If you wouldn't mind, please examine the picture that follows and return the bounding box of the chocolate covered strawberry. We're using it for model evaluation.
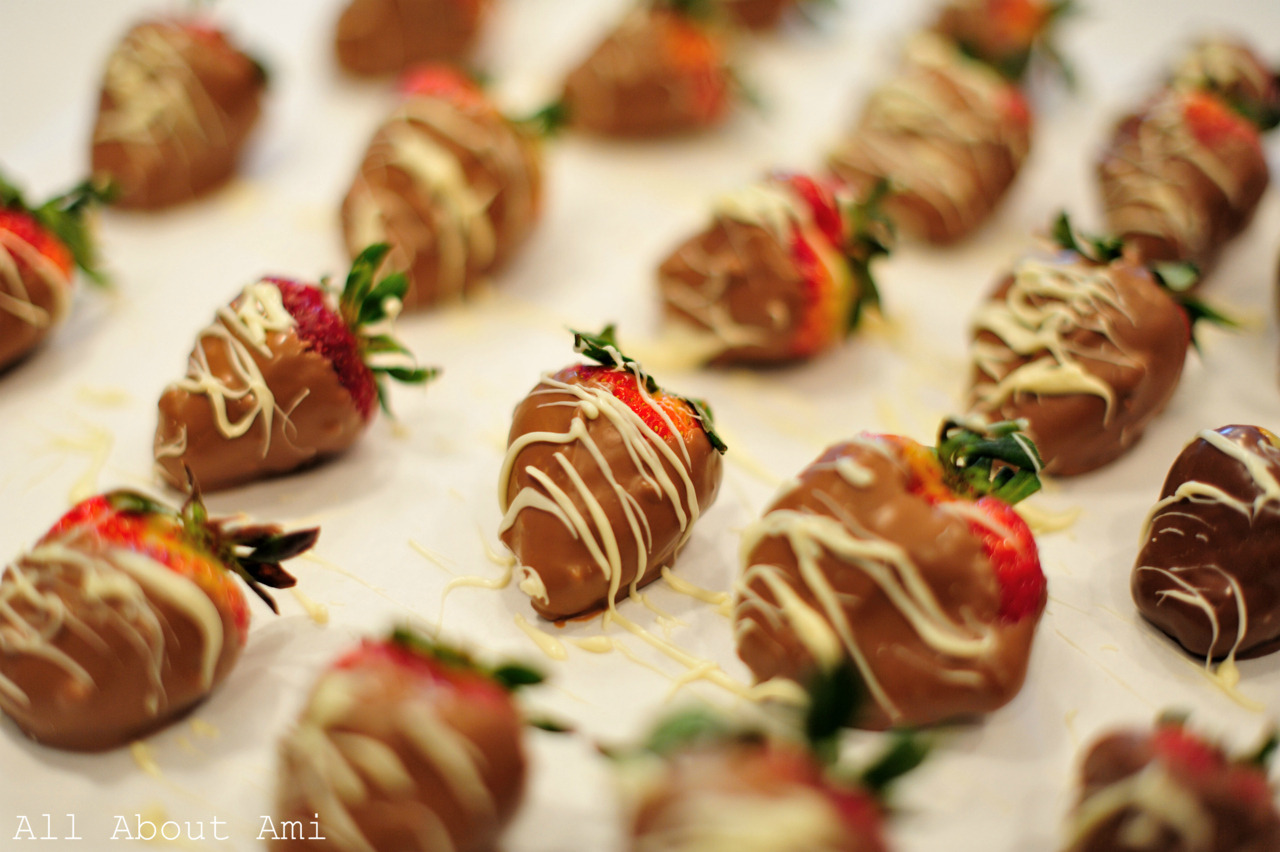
[499,327,725,620]
[827,33,1034,245]
[658,172,892,365]
[155,243,437,492]
[1098,86,1269,277]
[966,215,1204,476]
[90,15,266,209]
[931,0,1073,82]
[719,0,805,31]
[561,0,734,137]
[341,64,545,311]
[334,0,492,76]
[734,418,1046,729]
[1169,36,1280,133]
[619,700,926,852]
[274,627,541,852]
[0,174,109,372]
[0,486,316,751]
[1062,715,1280,852]
[1133,425,1280,664]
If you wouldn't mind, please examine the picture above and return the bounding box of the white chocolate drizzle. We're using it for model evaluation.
[1065,762,1212,851]
[0,528,226,716]
[733,438,998,723]
[277,666,497,852]
[971,256,1137,414]
[498,372,706,613]
[0,229,72,330]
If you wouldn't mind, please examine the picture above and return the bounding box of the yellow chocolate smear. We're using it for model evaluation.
[290,587,330,625]
[131,742,163,778]
[514,613,568,661]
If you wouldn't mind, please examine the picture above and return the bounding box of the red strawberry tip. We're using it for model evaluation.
[935,417,1043,504]
[0,171,113,285]
[571,325,727,453]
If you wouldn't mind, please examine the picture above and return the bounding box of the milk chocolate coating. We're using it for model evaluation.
[660,216,809,364]
[154,293,365,492]
[1097,88,1269,276]
[341,96,543,310]
[0,248,70,372]
[0,531,241,751]
[722,0,800,30]
[561,9,730,137]
[967,251,1190,477]
[335,0,489,76]
[90,19,265,210]
[627,740,886,852]
[828,36,1030,245]
[275,658,525,852]
[1133,425,1280,660]
[500,371,723,621]
[735,440,1043,730]
[1062,726,1280,852]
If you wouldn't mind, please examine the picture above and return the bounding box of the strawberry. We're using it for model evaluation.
[931,0,1074,83]
[499,326,725,620]
[0,174,110,372]
[1098,86,1269,276]
[0,486,316,751]
[341,64,546,310]
[1133,424,1280,664]
[560,0,734,137]
[154,243,438,492]
[720,0,805,31]
[620,705,926,852]
[335,0,492,77]
[827,34,1034,245]
[659,172,891,364]
[90,16,266,209]
[274,627,540,852]
[967,213,1213,476]
[1064,716,1280,852]
[735,418,1046,729]
[1169,36,1280,132]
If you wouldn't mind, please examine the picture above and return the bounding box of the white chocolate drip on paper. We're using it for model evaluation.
[971,256,1136,414]
[0,528,226,716]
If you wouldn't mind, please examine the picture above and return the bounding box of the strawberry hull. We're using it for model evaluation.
[154,281,366,492]
[274,639,527,852]
[734,436,1044,729]
[90,19,264,209]
[335,0,491,76]
[499,366,723,621]
[0,523,244,751]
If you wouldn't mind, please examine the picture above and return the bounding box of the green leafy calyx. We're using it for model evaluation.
[935,417,1043,504]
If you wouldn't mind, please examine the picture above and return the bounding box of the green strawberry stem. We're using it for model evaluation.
[856,729,931,798]
[935,417,1043,504]
[839,179,895,331]
[388,625,546,692]
[804,659,862,765]
[1050,212,1235,345]
[0,172,114,285]
[515,99,570,138]
[340,243,441,415]
[572,325,728,454]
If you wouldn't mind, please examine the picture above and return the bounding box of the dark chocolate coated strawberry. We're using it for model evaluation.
[734,418,1046,729]
[0,486,315,751]
[275,627,540,852]
[1062,715,1280,852]
[499,327,725,620]
[155,244,437,492]
[1133,425,1280,663]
